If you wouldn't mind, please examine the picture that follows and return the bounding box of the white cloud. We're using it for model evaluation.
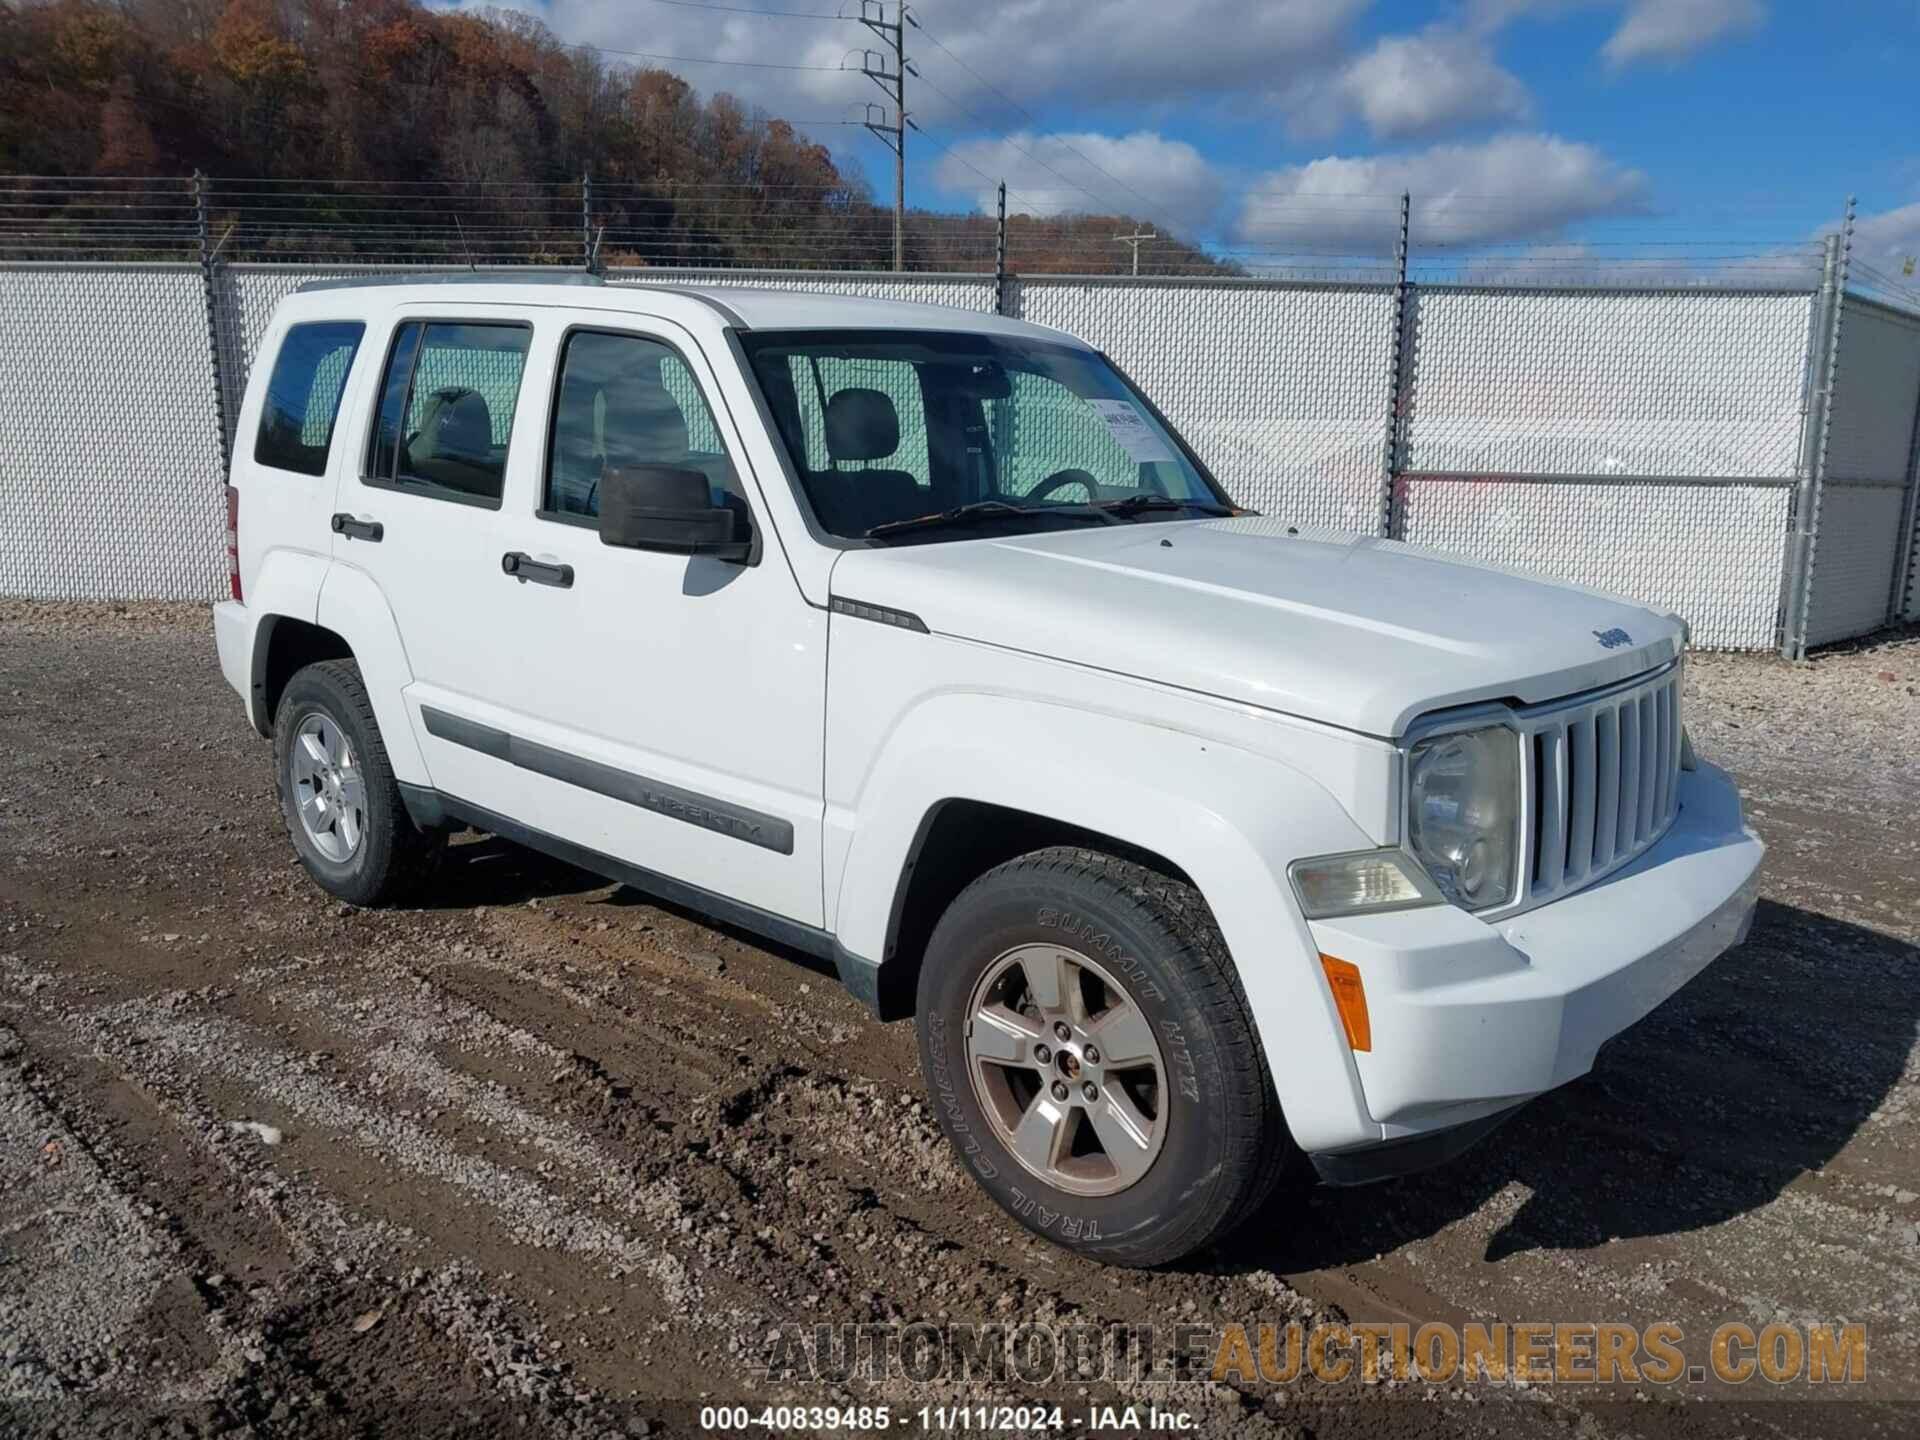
[1234,133,1648,252]
[1849,201,1920,266]
[1322,27,1532,139]
[906,0,1362,111]
[452,0,1363,132]
[1602,0,1765,68]
[935,131,1225,233]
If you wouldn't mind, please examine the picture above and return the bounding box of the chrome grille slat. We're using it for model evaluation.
[1565,717,1596,883]
[1638,691,1659,843]
[1658,683,1674,821]
[1655,687,1671,828]
[1594,708,1619,868]
[1618,699,1641,849]
[1534,724,1567,893]
[1511,663,1682,915]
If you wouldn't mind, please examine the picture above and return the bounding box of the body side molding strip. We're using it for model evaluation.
[419,706,795,854]
[399,785,886,1012]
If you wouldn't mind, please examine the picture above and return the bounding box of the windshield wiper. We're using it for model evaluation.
[865,499,1114,540]
[1094,494,1234,519]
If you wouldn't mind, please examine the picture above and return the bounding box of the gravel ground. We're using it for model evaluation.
[1,600,1916,1439]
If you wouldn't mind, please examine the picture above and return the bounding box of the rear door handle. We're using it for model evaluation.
[502,552,574,589]
[330,513,383,542]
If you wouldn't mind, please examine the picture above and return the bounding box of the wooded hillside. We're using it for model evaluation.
[0,0,1230,272]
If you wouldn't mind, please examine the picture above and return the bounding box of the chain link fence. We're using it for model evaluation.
[3,175,1919,653]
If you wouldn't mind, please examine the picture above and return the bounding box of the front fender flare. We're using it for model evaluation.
[831,693,1385,1153]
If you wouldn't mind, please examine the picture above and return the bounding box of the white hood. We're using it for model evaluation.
[828,516,1684,737]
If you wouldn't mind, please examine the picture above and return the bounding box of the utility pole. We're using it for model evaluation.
[858,2,915,270]
[1112,227,1155,276]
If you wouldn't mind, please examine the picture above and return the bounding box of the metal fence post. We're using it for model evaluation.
[1781,199,1854,659]
[1888,365,1920,625]
[1377,191,1411,539]
[192,171,233,475]
[1778,233,1837,656]
[994,180,1008,316]
[581,171,593,271]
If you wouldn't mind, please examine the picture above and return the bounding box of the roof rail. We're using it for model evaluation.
[289,270,755,328]
[293,271,606,294]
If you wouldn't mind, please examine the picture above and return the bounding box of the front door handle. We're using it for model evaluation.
[502,552,574,589]
[331,513,384,543]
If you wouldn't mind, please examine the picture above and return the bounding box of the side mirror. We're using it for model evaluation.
[598,465,751,562]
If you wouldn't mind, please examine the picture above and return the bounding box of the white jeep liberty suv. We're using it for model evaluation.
[214,276,1763,1266]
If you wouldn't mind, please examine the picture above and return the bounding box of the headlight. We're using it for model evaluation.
[1406,724,1521,911]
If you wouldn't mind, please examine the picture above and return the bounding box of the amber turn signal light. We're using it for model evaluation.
[1319,954,1371,1053]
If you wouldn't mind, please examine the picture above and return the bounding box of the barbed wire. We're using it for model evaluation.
[0,174,1900,302]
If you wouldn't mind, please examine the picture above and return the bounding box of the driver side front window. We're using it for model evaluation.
[542,330,741,521]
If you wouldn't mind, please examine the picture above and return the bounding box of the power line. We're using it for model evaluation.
[909,18,1171,222]
[641,0,843,16]
[909,127,1046,209]
[568,41,846,71]
[908,71,1116,216]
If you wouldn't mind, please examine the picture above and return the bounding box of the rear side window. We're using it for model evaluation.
[253,321,364,476]
[544,330,740,519]
[365,321,530,506]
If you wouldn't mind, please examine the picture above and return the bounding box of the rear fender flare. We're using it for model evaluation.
[236,548,330,734]
[312,564,429,786]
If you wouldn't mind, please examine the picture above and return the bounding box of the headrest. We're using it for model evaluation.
[424,388,492,462]
[825,388,899,463]
[603,364,690,463]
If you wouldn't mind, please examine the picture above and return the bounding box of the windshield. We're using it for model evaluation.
[736,329,1234,544]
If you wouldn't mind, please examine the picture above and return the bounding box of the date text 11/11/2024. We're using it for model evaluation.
[697,1404,1196,1432]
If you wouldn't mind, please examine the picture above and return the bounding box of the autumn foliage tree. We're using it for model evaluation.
[0,0,1225,272]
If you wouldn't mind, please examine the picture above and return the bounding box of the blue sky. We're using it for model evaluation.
[452,1,1920,281]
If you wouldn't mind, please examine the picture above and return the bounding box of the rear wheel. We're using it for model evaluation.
[273,660,442,906]
[916,846,1290,1266]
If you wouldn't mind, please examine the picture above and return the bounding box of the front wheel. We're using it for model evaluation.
[916,846,1290,1267]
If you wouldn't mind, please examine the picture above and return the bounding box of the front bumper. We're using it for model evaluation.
[1307,760,1761,1166]
[1308,1101,1526,1186]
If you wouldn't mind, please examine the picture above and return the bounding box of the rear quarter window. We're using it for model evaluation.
[253,321,365,477]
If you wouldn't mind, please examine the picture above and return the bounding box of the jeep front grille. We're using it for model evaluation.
[1517,663,1682,909]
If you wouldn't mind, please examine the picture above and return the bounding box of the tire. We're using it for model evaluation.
[272,660,442,907]
[915,845,1291,1267]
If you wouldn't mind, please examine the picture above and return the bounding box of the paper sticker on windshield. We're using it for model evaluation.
[1087,400,1176,462]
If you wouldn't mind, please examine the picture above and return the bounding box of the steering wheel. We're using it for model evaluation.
[1025,468,1100,503]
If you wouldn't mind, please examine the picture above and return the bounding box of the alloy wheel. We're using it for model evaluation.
[289,711,365,864]
[963,943,1169,1197]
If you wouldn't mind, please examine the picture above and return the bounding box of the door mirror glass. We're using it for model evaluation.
[598,465,750,561]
